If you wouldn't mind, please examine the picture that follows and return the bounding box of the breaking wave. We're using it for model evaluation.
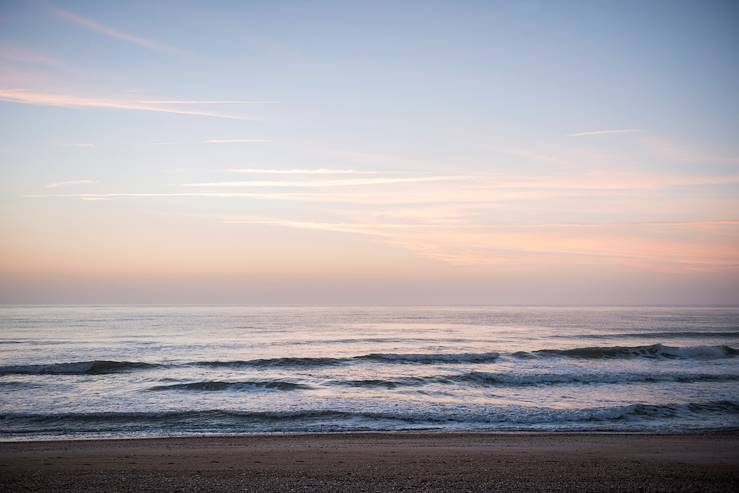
[1,345,734,376]
[557,331,739,340]
[516,344,737,360]
[332,371,739,389]
[0,360,161,375]
[0,381,47,390]
[191,357,347,368]
[147,380,310,392]
[189,352,501,368]
[356,352,500,364]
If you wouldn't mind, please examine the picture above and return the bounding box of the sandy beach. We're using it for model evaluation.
[1,433,737,492]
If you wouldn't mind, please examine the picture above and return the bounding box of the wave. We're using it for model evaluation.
[556,331,739,340]
[280,337,475,345]
[0,410,439,435]
[516,344,738,360]
[333,377,432,389]
[1,344,734,376]
[0,381,47,390]
[0,353,498,375]
[356,352,500,364]
[2,401,737,435]
[0,360,161,375]
[0,357,348,374]
[0,340,67,345]
[190,352,500,368]
[451,371,739,386]
[215,345,734,366]
[147,380,310,392]
[332,371,739,389]
[191,357,347,368]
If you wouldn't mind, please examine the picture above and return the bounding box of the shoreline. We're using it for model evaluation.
[2,433,738,492]
[2,428,738,443]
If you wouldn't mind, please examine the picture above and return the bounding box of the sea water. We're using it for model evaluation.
[1,306,737,440]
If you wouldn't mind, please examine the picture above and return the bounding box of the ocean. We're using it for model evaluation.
[1,306,737,440]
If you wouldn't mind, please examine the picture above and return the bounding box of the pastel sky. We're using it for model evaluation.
[1,0,738,304]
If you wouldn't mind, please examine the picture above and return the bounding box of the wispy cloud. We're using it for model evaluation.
[0,45,64,67]
[204,139,271,144]
[505,148,567,165]
[44,179,97,189]
[225,168,377,175]
[23,167,739,273]
[332,150,432,168]
[24,192,313,200]
[21,190,550,205]
[643,137,739,165]
[568,129,644,137]
[221,216,739,271]
[27,171,739,204]
[51,6,186,55]
[180,176,469,188]
[473,173,739,191]
[139,100,278,105]
[0,90,251,120]
[222,217,411,236]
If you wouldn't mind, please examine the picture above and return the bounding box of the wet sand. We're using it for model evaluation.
[1,433,738,492]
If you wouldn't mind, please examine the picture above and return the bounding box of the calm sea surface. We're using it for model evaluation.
[1,306,737,440]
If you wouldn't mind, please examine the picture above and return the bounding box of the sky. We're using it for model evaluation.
[0,0,738,305]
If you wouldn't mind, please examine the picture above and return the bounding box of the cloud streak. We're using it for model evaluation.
[222,216,739,271]
[44,179,97,189]
[225,168,377,175]
[222,217,414,236]
[204,139,271,144]
[26,171,739,204]
[0,90,250,120]
[23,167,739,273]
[51,6,186,55]
[568,129,644,137]
[0,45,64,67]
[139,100,277,105]
[180,176,469,188]
[23,192,325,201]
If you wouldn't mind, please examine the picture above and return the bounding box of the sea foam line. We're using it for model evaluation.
[1,401,737,435]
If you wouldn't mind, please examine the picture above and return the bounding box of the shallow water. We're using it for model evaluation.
[1,306,737,439]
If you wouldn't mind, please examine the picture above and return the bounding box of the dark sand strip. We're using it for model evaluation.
[1,433,738,492]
